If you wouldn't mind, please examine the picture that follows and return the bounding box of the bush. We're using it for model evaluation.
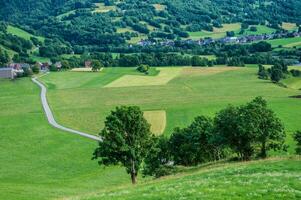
[143,136,173,177]
[250,26,258,32]
[31,64,40,74]
[49,64,58,72]
[169,116,217,166]
[270,64,283,83]
[214,97,285,160]
[137,64,149,74]
[22,67,33,77]
[293,131,301,155]
[258,64,269,79]
[290,69,301,77]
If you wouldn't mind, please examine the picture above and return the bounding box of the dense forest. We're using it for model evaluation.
[0,0,300,50]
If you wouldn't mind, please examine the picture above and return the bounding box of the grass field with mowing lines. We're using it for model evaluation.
[40,66,301,154]
[144,110,166,135]
[104,68,182,88]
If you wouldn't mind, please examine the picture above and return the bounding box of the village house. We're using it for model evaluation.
[85,61,92,68]
[55,62,62,69]
[8,63,30,70]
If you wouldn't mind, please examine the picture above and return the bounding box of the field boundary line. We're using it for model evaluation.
[32,75,102,141]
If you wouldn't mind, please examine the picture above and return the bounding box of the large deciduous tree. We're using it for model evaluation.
[214,97,286,160]
[93,106,152,184]
[245,97,285,158]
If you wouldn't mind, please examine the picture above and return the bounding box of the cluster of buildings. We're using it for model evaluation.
[137,31,301,47]
[0,61,62,79]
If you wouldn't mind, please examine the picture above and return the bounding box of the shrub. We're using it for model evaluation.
[290,69,301,77]
[137,64,150,74]
[31,64,40,74]
[258,64,269,79]
[250,26,258,32]
[293,131,301,155]
[143,136,173,177]
[169,116,217,165]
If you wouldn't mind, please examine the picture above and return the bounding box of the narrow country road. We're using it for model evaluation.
[32,76,102,142]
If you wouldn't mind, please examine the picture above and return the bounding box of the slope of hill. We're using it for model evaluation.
[67,157,301,200]
[0,0,300,48]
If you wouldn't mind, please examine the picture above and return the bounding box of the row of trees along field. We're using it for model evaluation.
[93,97,301,184]
[0,0,300,48]
[258,61,301,83]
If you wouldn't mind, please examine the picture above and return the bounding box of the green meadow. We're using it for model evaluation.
[7,25,45,42]
[75,157,301,200]
[268,37,301,48]
[1,66,301,199]
[188,23,276,39]
[40,66,301,153]
[0,78,134,200]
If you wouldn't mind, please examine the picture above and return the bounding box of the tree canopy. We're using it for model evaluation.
[93,106,153,184]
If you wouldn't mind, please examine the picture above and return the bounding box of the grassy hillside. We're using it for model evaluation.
[70,157,301,200]
[40,66,301,153]
[0,78,132,200]
[1,69,301,199]
[268,37,301,48]
[1,0,300,47]
[188,23,277,40]
[7,25,45,42]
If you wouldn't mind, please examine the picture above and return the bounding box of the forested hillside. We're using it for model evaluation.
[1,0,300,50]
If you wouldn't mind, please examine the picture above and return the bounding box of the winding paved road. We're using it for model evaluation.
[32,76,102,142]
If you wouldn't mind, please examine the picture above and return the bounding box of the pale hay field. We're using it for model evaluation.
[104,68,182,88]
[144,110,166,135]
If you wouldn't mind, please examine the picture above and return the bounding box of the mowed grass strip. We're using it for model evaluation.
[104,68,182,88]
[181,66,241,77]
[144,110,166,135]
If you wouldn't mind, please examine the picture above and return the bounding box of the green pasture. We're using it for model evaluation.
[40,66,301,154]
[238,25,275,35]
[1,66,301,200]
[7,25,45,42]
[268,37,301,48]
[188,23,276,39]
[0,78,134,200]
[282,77,301,90]
[75,157,301,200]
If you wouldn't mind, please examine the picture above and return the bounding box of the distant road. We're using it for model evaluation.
[32,76,102,142]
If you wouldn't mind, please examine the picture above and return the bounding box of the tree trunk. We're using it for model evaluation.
[130,159,137,184]
[131,171,137,184]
